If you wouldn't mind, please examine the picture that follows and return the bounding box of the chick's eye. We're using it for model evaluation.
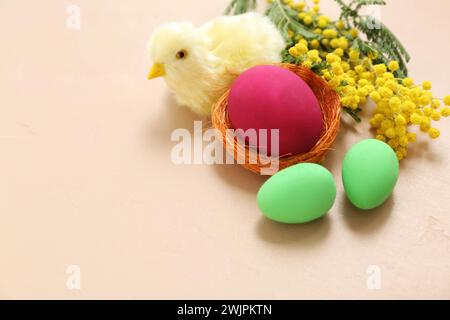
[176,50,188,60]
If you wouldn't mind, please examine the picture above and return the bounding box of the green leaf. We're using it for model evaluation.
[353,0,386,11]
[355,16,410,76]
[225,0,257,15]
[334,0,410,77]
[343,107,362,122]
[311,60,329,74]
[266,0,319,40]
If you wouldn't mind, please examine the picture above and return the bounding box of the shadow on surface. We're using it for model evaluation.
[404,139,442,164]
[158,93,200,131]
[256,214,331,246]
[142,92,202,152]
[213,164,267,194]
[341,193,394,234]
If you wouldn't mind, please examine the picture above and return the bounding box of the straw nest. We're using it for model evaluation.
[211,63,341,175]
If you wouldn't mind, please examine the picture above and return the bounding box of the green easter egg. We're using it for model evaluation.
[257,163,337,224]
[342,139,399,210]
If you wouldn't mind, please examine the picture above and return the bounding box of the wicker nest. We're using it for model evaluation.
[211,63,341,175]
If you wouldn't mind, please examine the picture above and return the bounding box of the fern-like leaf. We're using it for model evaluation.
[355,16,410,76]
[334,0,410,76]
[266,0,319,40]
[353,0,386,11]
[225,0,257,15]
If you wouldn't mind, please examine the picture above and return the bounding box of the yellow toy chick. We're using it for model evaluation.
[147,13,285,116]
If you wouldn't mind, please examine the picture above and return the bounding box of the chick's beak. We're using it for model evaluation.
[148,63,166,80]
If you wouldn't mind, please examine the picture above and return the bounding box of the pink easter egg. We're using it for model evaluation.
[228,65,323,157]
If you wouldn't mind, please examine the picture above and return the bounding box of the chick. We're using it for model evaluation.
[147,13,285,116]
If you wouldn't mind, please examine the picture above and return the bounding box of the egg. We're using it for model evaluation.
[342,139,399,210]
[257,163,336,224]
[228,65,323,156]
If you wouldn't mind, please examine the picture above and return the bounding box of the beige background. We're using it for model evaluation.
[1,0,449,299]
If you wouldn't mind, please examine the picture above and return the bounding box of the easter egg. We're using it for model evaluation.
[342,139,399,210]
[228,65,323,156]
[257,163,336,224]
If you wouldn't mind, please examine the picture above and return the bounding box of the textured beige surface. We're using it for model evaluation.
[0,0,449,299]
